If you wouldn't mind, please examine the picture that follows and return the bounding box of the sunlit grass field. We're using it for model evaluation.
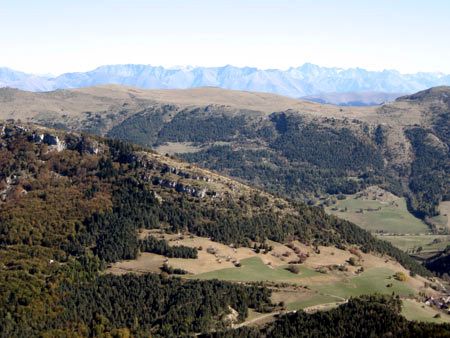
[377,234,450,252]
[191,257,319,282]
[326,196,429,234]
[402,299,450,323]
[311,267,414,299]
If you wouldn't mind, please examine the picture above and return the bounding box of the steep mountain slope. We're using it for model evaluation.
[0,85,448,223]
[0,121,432,336]
[2,64,450,96]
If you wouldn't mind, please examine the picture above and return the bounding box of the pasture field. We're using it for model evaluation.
[312,267,414,299]
[377,235,450,253]
[192,257,420,306]
[402,299,450,324]
[190,257,319,283]
[107,232,446,324]
[431,201,450,231]
[326,191,429,234]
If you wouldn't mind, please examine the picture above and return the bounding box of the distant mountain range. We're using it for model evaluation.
[1,63,450,98]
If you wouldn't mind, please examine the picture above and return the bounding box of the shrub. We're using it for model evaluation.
[348,257,358,266]
[394,272,408,282]
[286,265,301,274]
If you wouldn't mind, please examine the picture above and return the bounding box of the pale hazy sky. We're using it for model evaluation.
[1,0,450,75]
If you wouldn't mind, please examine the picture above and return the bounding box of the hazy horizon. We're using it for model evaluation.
[4,62,450,78]
[2,0,450,75]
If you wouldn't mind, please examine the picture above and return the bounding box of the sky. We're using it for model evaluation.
[1,0,450,75]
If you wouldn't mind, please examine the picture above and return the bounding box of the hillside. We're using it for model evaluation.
[204,295,450,337]
[0,121,444,336]
[0,84,371,120]
[1,85,447,224]
[2,63,450,96]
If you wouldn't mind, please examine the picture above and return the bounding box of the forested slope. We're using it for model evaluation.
[104,87,450,221]
[204,295,450,337]
[0,121,433,336]
[0,86,448,224]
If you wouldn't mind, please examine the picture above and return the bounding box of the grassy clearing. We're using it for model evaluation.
[431,201,450,231]
[432,214,449,229]
[377,234,450,253]
[326,195,428,234]
[285,294,339,311]
[312,267,414,299]
[154,142,203,155]
[402,299,450,323]
[107,252,165,275]
[192,258,415,303]
[190,257,319,282]
[245,309,278,325]
[271,288,339,311]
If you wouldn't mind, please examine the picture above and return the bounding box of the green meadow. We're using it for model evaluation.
[326,196,429,234]
[377,234,450,253]
[312,267,414,299]
[402,299,450,323]
[191,257,319,282]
